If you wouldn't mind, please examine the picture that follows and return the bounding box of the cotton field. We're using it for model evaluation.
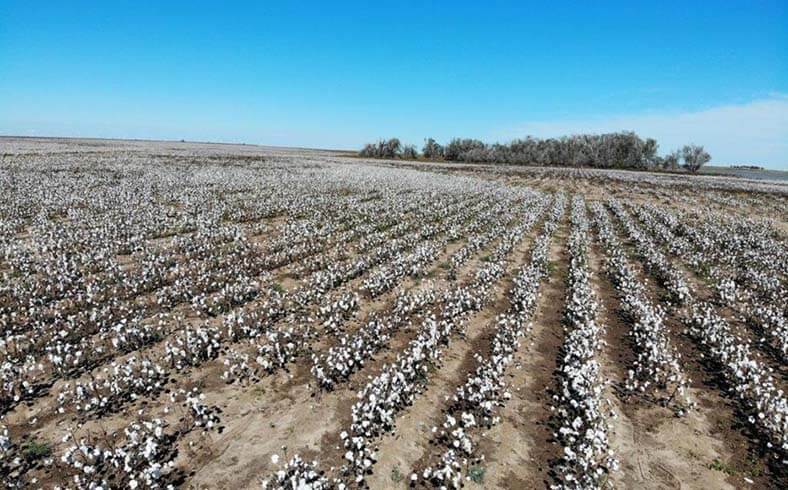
[0,137,786,489]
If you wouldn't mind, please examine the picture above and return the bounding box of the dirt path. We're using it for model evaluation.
[621,202,788,383]
[182,213,540,489]
[480,212,569,488]
[601,205,782,489]
[587,239,735,490]
[365,219,542,488]
[365,306,499,488]
[15,210,488,488]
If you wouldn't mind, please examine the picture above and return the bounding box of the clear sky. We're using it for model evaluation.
[1,1,786,168]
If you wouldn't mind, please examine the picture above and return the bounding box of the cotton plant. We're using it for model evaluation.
[632,202,788,364]
[60,418,175,489]
[606,200,787,456]
[552,196,618,490]
[311,288,438,390]
[265,195,551,487]
[56,356,168,417]
[687,304,788,456]
[590,202,693,414]
[417,195,565,488]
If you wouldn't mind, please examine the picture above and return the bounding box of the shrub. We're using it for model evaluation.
[22,440,51,462]
[681,144,711,173]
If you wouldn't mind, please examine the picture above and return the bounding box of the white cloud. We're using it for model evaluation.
[504,95,788,169]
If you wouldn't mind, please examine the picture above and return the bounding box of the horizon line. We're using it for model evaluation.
[2,134,786,173]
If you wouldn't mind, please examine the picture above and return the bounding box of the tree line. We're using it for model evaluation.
[358,133,711,172]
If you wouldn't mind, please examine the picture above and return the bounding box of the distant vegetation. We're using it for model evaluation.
[359,133,711,173]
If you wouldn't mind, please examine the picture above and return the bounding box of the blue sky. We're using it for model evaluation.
[1,1,786,168]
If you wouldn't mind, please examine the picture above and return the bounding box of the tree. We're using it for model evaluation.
[358,138,402,159]
[663,150,681,171]
[422,138,444,160]
[358,143,377,158]
[444,138,486,161]
[400,144,418,160]
[643,138,659,168]
[382,138,401,158]
[358,133,706,171]
[681,144,711,173]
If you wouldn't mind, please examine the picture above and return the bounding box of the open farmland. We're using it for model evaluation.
[1,137,787,489]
